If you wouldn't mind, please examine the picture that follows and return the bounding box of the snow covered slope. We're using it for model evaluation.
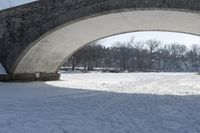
[0,73,200,133]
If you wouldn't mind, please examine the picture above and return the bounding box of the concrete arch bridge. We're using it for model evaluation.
[0,0,200,81]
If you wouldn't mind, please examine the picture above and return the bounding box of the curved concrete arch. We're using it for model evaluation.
[14,10,200,76]
[1,0,200,80]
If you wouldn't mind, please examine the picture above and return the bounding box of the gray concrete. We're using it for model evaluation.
[1,0,200,81]
[9,73,60,81]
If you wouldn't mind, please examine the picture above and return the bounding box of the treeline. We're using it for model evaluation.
[63,38,200,72]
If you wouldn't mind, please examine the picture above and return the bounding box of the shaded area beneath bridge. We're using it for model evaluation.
[0,81,200,133]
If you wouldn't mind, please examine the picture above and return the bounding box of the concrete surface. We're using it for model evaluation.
[0,0,200,80]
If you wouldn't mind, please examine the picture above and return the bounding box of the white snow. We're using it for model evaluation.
[0,73,200,133]
[0,63,7,75]
[51,72,200,95]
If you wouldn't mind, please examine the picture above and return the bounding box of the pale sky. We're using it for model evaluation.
[101,31,200,48]
[0,0,36,10]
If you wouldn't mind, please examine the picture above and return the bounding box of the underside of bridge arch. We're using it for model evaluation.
[1,0,200,81]
[12,9,200,81]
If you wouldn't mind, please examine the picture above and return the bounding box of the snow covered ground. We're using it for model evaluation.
[56,72,200,95]
[0,73,200,133]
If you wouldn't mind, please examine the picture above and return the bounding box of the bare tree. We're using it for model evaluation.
[64,39,200,73]
[186,44,200,71]
[145,39,162,69]
[146,39,161,54]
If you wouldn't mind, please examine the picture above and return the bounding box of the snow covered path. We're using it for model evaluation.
[0,73,200,133]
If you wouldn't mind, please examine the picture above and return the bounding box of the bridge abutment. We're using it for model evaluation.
[7,73,60,82]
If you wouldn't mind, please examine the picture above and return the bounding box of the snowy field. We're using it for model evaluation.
[0,73,200,133]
